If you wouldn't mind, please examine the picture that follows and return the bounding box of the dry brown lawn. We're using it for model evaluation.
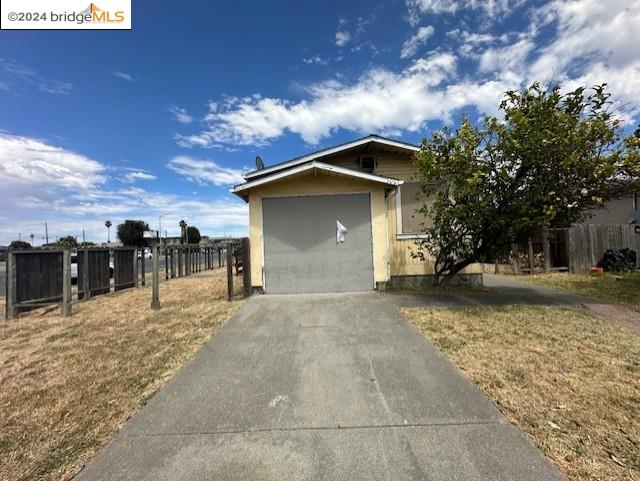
[403,305,640,481]
[0,269,243,481]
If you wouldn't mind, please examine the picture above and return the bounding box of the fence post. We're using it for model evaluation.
[170,248,175,278]
[165,246,169,281]
[527,237,534,274]
[218,248,222,268]
[151,245,160,310]
[511,243,520,275]
[242,238,251,297]
[140,250,146,286]
[82,248,91,300]
[227,245,233,301]
[133,248,139,287]
[61,249,72,317]
[5,250,17,319]
[542,227,551,273]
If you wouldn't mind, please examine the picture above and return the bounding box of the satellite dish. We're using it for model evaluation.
[255,155,265,170]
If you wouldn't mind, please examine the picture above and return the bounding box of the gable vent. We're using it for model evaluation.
[359,155,376,172]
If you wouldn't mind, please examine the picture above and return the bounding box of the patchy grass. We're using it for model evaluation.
[520,271,640,307]
[404,305,640,481]
[0,269,242,481]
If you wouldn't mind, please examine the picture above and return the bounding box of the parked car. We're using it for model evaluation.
[70,253,114,283]
[137,248,152,260]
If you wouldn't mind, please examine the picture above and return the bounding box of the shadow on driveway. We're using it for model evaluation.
[384,273,600,309]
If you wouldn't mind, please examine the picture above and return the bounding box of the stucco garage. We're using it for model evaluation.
[262,193,374,294]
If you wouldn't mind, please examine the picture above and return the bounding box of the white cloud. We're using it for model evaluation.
[529,0,640,81]
[177,52,517,147]
[0,133,248,244]
[406,0,522,26]
[0,133,106,199]
[122,170,156,183]
[401,26,435,58]
[111,71,134,82]
[167,156,245,186]
[335,31,352,47]
[0,58,72,95]
[174,0,640,148]
[478,38,534,75]
[169,105,194,124]
[303,55,328,65]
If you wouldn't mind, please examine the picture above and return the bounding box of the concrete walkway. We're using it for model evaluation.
[77,292,563,481]
[385,273,598,309]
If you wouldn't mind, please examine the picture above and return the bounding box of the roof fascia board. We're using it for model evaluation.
[231,161,403,194]
[244,137,419,180]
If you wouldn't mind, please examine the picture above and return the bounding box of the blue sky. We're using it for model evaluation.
[1,0,638,245]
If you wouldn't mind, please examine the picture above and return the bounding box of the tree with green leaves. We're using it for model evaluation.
[56,236,78,248]
[413,82,640,284]
[117,220,149,247]
[186,226,201,244]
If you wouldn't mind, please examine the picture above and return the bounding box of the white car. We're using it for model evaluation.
[137,248,153,259]
[70,253,114,283]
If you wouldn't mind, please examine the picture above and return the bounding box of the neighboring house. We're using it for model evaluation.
[578,193,639,225]
[231,135,482,294]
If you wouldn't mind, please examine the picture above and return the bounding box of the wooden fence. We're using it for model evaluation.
[567,224,640,272]
[508,224,640,274]
[5,239,252,319]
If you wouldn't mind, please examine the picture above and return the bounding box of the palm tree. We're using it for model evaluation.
[105,220,112,243]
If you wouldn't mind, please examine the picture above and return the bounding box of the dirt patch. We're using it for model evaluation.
[0,269,243,481]
[404,305,640,481]
[581,303,640,333]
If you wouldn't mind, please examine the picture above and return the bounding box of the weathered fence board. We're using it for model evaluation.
[568,224,640,272]
[78,248,110,300]
[113,248,136,291]
[12,249,64,315]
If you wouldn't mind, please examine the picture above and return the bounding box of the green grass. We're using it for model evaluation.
[520,271,640,306]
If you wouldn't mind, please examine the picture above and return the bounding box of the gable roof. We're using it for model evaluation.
[231,161,403,200]
[243,134,419,180]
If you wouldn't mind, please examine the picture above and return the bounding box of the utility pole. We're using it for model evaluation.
[82,228,86,244]
[45,222,49,245]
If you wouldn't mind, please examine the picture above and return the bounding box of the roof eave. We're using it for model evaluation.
[231,161,403,200]
[243,135,419,180]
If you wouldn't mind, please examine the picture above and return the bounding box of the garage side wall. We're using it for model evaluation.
[248,173,389,289]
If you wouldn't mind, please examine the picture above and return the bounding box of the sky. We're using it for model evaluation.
[1,0,639,245]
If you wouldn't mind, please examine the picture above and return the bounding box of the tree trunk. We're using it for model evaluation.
[438,258,476,285]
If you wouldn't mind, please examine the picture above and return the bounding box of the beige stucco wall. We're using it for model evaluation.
[385,192,482,276]
[326,152,416,181]
[247,171,390,288]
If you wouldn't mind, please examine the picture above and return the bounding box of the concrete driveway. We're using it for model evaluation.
[77,292,563,481]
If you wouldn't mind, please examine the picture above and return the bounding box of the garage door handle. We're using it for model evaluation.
[337,220,349,243]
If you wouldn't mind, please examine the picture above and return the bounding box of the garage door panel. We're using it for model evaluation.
[263,194,374,294]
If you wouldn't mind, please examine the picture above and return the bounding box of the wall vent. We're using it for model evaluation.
[359,156,376,172]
